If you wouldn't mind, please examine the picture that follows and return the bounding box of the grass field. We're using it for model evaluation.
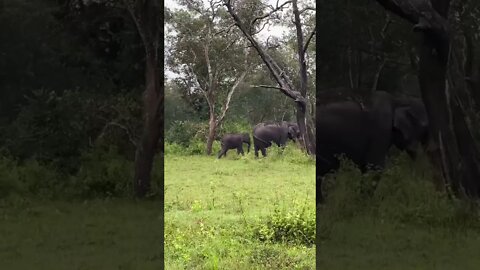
[164,146,316,269]
[318,154,480,270]
[0,198,162,270]
[318,215,480,270]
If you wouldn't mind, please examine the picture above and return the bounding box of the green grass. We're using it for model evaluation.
[318,215,480,270]
[164,145,316,269]
[0,198,162,270]
[318,153,480,269]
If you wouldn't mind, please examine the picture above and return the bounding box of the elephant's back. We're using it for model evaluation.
[317,101,370,162]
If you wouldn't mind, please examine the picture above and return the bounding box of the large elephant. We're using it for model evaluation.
[316,90,429,204]
[217,133,251,159]
[253,121,300,157]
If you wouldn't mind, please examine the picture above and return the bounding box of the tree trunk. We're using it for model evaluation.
[291,0,316,155]
[375,0,480,198]
[206,113,216,155]
[134,52,162,198]
[127,0,162,198]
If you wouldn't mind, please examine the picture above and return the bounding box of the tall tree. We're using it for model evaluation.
[123,0,163,198]
[224,0,316,155]
[373,0,480,197]
[166,0,252,155]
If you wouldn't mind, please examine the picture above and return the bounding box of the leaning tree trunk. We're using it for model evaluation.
[126,0,163,198]
[375,0,480,198]
[224,0,315,155]
[133,53,163,197]
[292,0,316,155]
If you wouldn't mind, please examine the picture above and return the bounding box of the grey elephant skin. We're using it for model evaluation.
[217,133,251,159]
[316,90,429,204]
[253,121,300,157]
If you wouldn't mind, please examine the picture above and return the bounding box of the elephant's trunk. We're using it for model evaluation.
[247,143,250,153]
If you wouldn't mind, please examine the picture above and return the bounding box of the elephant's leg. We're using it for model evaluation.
[217,147,227,159]
[261,147,267,157]
[316,152,341,204]
[237,146,244,156]
[254,145,259,158]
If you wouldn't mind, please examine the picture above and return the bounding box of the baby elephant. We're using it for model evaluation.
[217,133,251,159]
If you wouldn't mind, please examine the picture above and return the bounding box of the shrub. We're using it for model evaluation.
[0,155,65,199]
[72,146,134,198]
[218,120,251,135]
[253,201,315,246]
[322,152,480,228]
[165,120,209,147]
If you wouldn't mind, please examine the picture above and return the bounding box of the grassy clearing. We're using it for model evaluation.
[318,216,480,270]
[318,152,480,269]
[0,198,162,270]
[164,145,315,269]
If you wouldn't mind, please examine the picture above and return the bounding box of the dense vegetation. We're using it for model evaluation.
[0,1,163,268]
[0,0,164,198]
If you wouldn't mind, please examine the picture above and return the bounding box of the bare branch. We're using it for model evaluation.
[214,23,236,36]
[299,6,315,14]
[251,84,290,92]
[303,26,316,54]
[250,1,292,28]
[380,13,392,39]
[251,18,270,35]
[97,121,137,147]
[372,58,386,91]
[217,70,247,125]
[224,1,300,101]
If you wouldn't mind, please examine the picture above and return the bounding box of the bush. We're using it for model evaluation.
[165,120,209,147]
[267,143,313,165]
[253,200,315,246]
[165,140,221,156]
[0,155,64,199]
[72,146,134,198]
[322,152,480,228]
[218,120,251,135]
[3,89,142,173]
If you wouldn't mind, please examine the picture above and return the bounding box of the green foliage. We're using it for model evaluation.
[218,120,252,135]
[0,156,63,199]
[3,89,142,172]
[322,153,480,228]
[165,140,222,156]
[4,89,89,172]
[72,146,134,198]
[0,145,163,200]
[254,201,315,246]
[165,120,209,147]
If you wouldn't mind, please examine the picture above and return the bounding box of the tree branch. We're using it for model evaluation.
[250,1,292,28]
[251,84,290,92]
[302,26,316,54]
[97,121,137,147]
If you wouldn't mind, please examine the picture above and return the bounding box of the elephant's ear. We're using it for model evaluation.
[393,107,416,143]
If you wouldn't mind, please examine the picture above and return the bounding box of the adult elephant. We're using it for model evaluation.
[217,133,251,159]
[316,90,429,204]
[253,121,300,157]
